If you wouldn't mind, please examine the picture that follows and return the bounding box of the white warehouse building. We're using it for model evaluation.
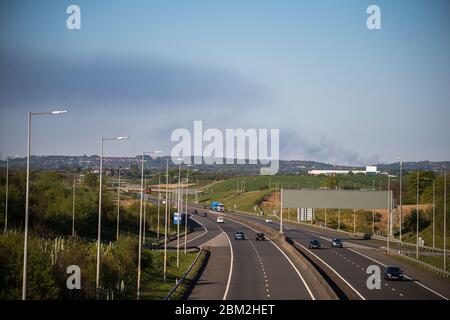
[308,165,379,176]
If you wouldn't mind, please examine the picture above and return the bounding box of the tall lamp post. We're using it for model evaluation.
[372,180,375,235]
[396,158,403,242]
[416,172,419,259]
[4,158,8,234]
[163,159,169,281]
[72,175,76,237]
[116,167,121,241]
[174,157,184,268]
[184,170,189,254]
[96,136,129,298]
[137,150,162,299]
[22,110,67,300]
[157,174,161,238]
[338,180,341,230]
[444,171,447,270]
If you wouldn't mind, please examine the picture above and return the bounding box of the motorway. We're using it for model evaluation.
[167,207,315,300]
[228,211,450,300]
[146,195,450,300]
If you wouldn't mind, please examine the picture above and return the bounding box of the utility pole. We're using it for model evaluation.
[387,174,391,251]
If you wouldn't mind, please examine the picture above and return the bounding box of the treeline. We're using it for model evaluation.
[0,170,166,240]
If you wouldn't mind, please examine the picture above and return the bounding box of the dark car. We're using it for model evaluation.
[193,209,198,215]
[234,231,245,240]
[331,238,343,248]
[309,239,321,249]
[363,233,372,240]
[202,212,207,217]
[256,232,265,241]
[384,266,404,280]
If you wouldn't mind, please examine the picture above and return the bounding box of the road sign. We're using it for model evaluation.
[173,212,181,225]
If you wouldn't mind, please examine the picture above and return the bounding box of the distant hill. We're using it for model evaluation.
[0,155,449,175]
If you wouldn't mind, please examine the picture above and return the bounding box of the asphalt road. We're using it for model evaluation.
[229,211,450,300]
[145,194,449,300]
[182,210,314,300]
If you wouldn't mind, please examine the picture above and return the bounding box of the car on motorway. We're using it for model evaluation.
[384,266,404,280]
[216,216,224,223]
[265,218,272,223]
[234,231,245,240]
[193,209,198,215]
[363,233,372,240]
[202,212,207,217]
[256,232,265,241]
[331,238,343,248]
[308,239,322,249]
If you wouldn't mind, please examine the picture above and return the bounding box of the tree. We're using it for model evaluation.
[83,173,98,191]
[404,171,435,204]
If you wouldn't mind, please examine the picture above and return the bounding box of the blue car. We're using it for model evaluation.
[384,267,404,280]
[234,231,245,240]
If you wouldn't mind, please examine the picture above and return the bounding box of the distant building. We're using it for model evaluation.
[308,166,380,176]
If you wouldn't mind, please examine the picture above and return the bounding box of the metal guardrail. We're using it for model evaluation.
[163,247,204,300]
[386,249,450,278]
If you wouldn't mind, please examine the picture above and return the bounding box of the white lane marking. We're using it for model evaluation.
[293,240,366,300]
[186,216,208,245]
[200,231,225,248]
[348,248,449,300]
[247,238,272,297]
[214,224,234,301]
[227,218,316,300]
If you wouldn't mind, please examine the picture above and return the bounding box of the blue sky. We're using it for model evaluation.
[1,0,449,165]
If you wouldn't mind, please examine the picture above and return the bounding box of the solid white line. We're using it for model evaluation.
[186,216,208,245]
[347,248,449,300]
[200,231,225,248]
[227,217,316,300]
[293,240,366,300]
[214,224,234,301]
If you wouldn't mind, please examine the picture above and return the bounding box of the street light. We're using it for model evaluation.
[116,167,122,241]
[72,175,76,237]
[163,159,169,281]
[22,110,67,300]
[372,180,375,235]
[338,180,341,230]
[96,136,129,298]
[175,157,184,268]
[137,150,162,299]
[416,172,419,259]
[3,158,8,234]
[396,157,403,242]
[184,169,190,254]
